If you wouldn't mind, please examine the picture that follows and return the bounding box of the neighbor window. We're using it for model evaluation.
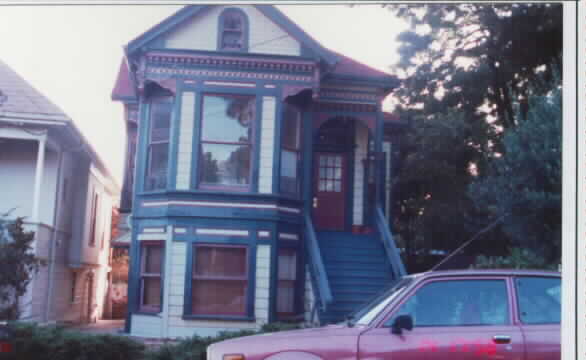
[280,104,301,195]
[198,94,255,189]
[219,9,247,51]
[191,245,248,316]
[88,191,99,247]
[277,247,298,318]
[139,242,164,313]
[145,97,173,191]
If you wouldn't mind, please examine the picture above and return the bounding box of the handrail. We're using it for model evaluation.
[374,205,407,278]
[303,213,333,312]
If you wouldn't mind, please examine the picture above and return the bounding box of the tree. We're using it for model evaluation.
[388,4,562,270]
[0,214,44,320]
[469,84,561,265]
[390,4,562,130]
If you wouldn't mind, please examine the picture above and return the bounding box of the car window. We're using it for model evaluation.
[515,277,560,325]
[385,279,509,327]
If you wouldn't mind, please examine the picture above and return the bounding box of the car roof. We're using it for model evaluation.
[413,269,560,280]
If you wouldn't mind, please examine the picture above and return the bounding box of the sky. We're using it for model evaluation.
[0,4,408,185]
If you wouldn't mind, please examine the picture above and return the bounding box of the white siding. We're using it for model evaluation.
[304,267,316,324]
[163,5,301,56]
[132,314,164,338]
[176,92,195,190]
[258,96,276,194]
[353,125,369,225]
[254,244,271,325]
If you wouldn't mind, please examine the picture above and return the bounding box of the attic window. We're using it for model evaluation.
[219,9,248,51]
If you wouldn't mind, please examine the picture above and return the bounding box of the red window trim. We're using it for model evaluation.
[276,246,302,319]
[139,241,165,313]
[191,243,249,316]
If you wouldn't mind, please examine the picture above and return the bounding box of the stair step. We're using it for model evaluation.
[322,253,387,262]
[325,262,390,271]
[319,247,385,256]
[326,268,392,278]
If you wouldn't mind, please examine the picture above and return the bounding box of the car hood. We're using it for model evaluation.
[207,325,364,360]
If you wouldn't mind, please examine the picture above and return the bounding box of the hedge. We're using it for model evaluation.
[2,322,305,360]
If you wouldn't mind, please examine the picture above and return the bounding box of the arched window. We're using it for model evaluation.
[218,8,248,52]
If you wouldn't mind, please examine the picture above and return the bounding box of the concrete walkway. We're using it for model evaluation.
[71,319,125,335]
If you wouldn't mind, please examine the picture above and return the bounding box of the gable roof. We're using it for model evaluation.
[125,5,338,64]
[111,59,136,101]
[330,51,392,80]
[0,59,70,122]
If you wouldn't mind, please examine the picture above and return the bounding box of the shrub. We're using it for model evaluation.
[4,322,145,360]
[472,247,558,271]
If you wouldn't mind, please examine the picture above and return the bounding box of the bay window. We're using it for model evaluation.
[145,97,173,191]
[190,244,249,316]
[139,242,164,313]
[280,103,301,195]
[198,94,255,190]
[277,247,298,318]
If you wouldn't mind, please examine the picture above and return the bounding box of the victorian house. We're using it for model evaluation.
[112,5,406,338]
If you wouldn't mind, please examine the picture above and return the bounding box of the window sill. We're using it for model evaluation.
[182,314,255,322]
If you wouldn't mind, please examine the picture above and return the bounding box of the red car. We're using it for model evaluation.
[207,269,560,360]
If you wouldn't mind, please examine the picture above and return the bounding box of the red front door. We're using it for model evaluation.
[313,152,346,230]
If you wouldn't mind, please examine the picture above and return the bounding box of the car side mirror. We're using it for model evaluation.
[391,315,413,335]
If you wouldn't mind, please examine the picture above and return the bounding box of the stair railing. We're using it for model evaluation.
[374,205,407,278]
[303,213,333,313]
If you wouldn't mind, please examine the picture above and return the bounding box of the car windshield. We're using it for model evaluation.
[350,276,413,327]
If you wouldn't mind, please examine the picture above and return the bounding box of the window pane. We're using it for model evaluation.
[142,278,161,307]
[150,100,172,142]
[277,281,295,314]
[282,104,300,149]
[146,143,168,190]
[194,246,247,277]
[144,246,162,274]
[200,144,251,186]
[278,249,297,281]
[280,150,298,194]
[516,277,560,324]
[388,280,509,327]
[192,280,247,315]
[201,95,254,143]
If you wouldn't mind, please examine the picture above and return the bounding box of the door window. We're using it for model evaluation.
[318,154,343,192]
[386,279,509,327]
[515,277,560,324]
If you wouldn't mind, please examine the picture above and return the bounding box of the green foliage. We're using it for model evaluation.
[388,4,562,270]
[4,322,145,360]
[473,247,558,271]
[0,216,44,320]
[469,84,561,264]
[3,322,305,360]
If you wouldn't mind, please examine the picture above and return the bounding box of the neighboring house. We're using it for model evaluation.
[0,60,119,324]
[111,5,407,338]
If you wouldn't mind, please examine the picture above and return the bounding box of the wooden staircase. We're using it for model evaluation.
[316,231,397,324]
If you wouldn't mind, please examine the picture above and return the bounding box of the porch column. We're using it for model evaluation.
[302,110,313,213]
[32,135,47,223]
[374,106,384,207]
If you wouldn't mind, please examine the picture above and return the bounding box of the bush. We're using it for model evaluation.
[4,322,145,360]
[472,247,558,271]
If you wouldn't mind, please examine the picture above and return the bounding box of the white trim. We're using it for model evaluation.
[173,227,187,234]
[264,84,276,89]
[137,233,167,241]
[278,233,299,241]
[0,112,70,123]
[203,81,256,87]
[142,227,166,234]
[142,200,301,214]
[195,229,249,237]
[258,231,270,238]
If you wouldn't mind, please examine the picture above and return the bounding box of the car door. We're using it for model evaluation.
[358,276,524,360]
[514,276,561,360]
